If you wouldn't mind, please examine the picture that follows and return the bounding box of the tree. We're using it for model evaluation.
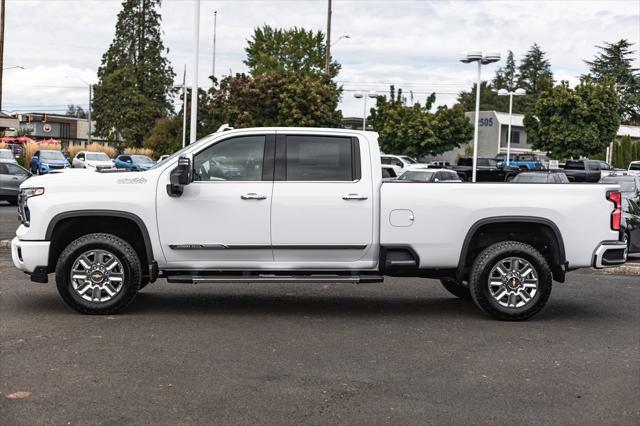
[523,79,620,159]
[585,39,640,125]
[244,25,339,78]
[65,104,87,119]
[517,44,554,96]
[369,86,472,157]
[92,0,175,147]
[493,50,518,91]
[144,116,182,156]
[456,81,508,113]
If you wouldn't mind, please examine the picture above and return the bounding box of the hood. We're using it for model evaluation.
[40,158,68,165]
[85,159,115,167]
[21,168,155,192]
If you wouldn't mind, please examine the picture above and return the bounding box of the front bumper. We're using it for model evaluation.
[592,241,627,268]
[11,237,50,274]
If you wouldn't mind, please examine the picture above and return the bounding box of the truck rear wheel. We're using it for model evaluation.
[55,233,141,314]
[468,241,552,321]
[439,278,471,299]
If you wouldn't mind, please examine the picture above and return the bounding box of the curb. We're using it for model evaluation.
[597,262,640,276]
[0,240,10,249]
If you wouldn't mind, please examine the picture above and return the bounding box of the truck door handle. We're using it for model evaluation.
[241,193,267,200]
[342,193,368,200]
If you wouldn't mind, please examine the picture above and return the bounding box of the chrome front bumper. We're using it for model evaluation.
[593,241,628,268]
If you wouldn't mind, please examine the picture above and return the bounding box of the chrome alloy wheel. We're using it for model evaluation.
[70,249,125,303]
[488,257,538,308]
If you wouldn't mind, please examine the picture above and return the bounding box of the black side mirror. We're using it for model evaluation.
[166,156,192,197]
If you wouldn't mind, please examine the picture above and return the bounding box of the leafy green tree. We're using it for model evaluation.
[93,0,175,147]
[456,81,508,113]
[144,116,182,156]
[523,80,620,159]
[584,39,640,125]
[369,86,472,157]
[244,25,339,78]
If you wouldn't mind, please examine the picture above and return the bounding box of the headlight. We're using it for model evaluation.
[18,187,45,227]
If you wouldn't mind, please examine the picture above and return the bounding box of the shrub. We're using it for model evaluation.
[124,147,155,158]
[66,143,117,160]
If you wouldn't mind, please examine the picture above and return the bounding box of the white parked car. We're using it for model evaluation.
[380,154,428,176]
[397,168,462,183]
[0,148,18,164]
[11,127,627,320]
[157,154,170,163]
[628,161,640,177]
[72,151,115,169]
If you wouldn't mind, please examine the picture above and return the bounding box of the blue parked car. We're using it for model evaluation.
[30,150,70,174]
[114,154,156,171]
[495,153,545,170]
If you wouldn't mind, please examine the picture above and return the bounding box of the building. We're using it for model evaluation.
[8,113,108,149]
[0,112,19,133]
[428,111,640,164]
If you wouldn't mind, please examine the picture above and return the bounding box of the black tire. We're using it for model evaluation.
[469,241,552,321]
[55,233,141,314]
[440,278,471,300]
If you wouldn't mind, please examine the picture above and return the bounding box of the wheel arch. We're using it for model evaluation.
[456,216,567,283]
[45,210,155,280]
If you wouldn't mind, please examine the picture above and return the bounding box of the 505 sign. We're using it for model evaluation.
[479,117,494,127]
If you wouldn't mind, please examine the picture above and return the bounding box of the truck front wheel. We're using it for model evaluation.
[469,241,552,321]
[55,233,141,314]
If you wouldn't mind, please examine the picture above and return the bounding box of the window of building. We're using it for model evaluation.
[510,131,520,144]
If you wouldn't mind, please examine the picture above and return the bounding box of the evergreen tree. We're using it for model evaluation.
[93,0,175,147]
[492,50,517,91]
[584,39,640,125]
[65,104,87,119]
[517,44,553,112]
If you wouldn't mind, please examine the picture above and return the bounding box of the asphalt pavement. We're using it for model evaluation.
[1,247,638,425]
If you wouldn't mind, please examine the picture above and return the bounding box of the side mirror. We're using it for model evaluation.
[166,155,192,197]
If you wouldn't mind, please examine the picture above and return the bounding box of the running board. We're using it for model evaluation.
[166,274,384,284]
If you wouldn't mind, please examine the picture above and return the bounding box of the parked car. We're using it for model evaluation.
[0,162,30,205]
[621,197,640,254]
[381,154,425,176]
[114,154,156,171]
[599,174,640,203]
[72,151,115,169]
[628,161,640,177]
[562,160,615,182]
[11,128,627,321]
[511,171,570,184]
[157,155,171,163]
[397,168,462,183]
[495,153,545,170]
[381,165,397,180]
[449,157,520,182]
[0,148,18,164]
[29,150,70,174]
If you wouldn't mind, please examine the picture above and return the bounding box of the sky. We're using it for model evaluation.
[2,0,639,118]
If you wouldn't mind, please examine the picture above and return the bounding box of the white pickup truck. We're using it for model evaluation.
[11,128,627,320]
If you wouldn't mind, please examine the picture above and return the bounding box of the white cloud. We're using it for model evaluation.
[2,0,638,118]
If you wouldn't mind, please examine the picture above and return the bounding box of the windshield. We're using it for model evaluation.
[513,173,549,183]
[40,151,65,161]
[0,150,13,159]
[132,155,155,164]
[600,177,638,192]
[630,163,640,171]
[399,170,435,182]
[400,156,417,164]
[86,153,111,161]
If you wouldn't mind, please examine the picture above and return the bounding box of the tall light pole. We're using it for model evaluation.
[497,88,526,166]
[66,75,93,144]
[211,10,217,83]
[0,0,5,112]
[190,0,200,144]
[173,65,188,149]
[331,34,350,47]
[460,51,501,182]
[353,91,377,130]
[324,0,332,74]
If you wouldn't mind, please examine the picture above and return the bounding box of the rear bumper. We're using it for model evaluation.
[592,241,627,268]
[11,237,50,274]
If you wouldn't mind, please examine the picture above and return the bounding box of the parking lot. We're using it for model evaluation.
[0,202,638,425]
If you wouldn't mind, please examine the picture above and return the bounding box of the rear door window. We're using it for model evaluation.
[284,135,358,181]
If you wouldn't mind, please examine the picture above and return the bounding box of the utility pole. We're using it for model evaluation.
[190,0,200,145]
[0,0,5,112]
[181,65,187,148]
[212,10,217,84]
[324,0,331,74]
[87,84,92,144]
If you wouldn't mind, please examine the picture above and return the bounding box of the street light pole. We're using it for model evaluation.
[497,88,526,166]
[353,91,377,130]
[212,10,217,83]
[325,0,332,74]
[460,51,501,182]
[66,75,93,145]
[190,0,200,144]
